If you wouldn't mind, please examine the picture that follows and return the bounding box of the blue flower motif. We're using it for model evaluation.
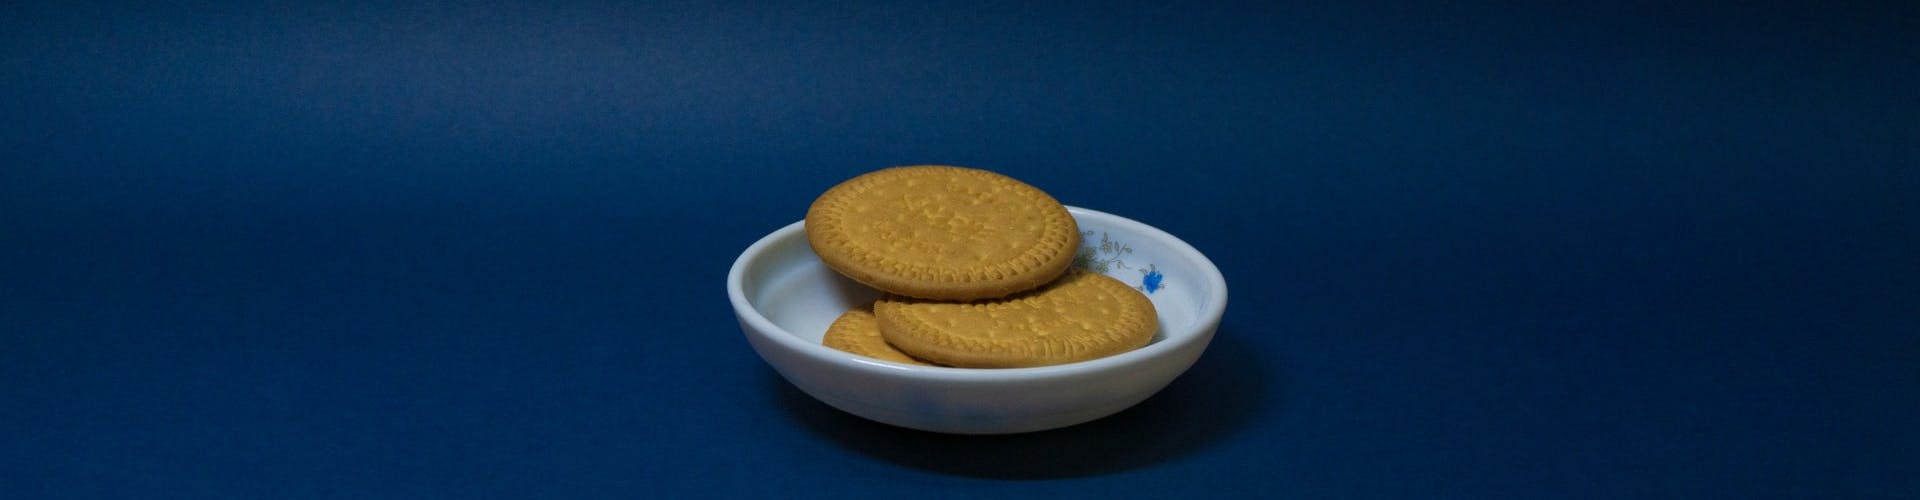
[1140,265,1164,294]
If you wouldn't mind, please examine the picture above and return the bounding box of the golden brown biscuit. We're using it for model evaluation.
[875,270,1157,368]
[821,304,938,366]
[805,166,1079,301]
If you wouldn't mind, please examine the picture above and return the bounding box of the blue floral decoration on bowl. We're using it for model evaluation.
[1073,231,1165,294]
[1140,265,1164,293]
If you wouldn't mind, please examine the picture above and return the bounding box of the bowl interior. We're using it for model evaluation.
[738,207,1222,369]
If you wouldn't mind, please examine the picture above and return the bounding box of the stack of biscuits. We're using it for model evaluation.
[805,165,1158,368]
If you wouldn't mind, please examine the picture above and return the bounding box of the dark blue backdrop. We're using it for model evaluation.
[4,1,1915,498]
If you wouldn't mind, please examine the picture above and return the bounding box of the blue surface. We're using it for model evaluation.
[4,1,1916,497]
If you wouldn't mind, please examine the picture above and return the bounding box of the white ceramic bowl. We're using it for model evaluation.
[729,206,1227,434]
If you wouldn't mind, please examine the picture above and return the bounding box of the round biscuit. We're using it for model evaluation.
[874,270,1158,368]
[821,304,938,366]
[805,165,1079,301]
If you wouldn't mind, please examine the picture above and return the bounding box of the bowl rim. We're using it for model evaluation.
[728,206,1228,382]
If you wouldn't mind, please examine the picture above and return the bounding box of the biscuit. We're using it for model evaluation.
[805,166,1080,301]
[875,270,1157,368]
[821,304,938,366]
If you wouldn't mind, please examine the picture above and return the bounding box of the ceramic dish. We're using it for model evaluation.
[729,206,1227,434]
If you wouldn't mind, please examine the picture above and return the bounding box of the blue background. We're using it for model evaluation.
[4,1,1916,497]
